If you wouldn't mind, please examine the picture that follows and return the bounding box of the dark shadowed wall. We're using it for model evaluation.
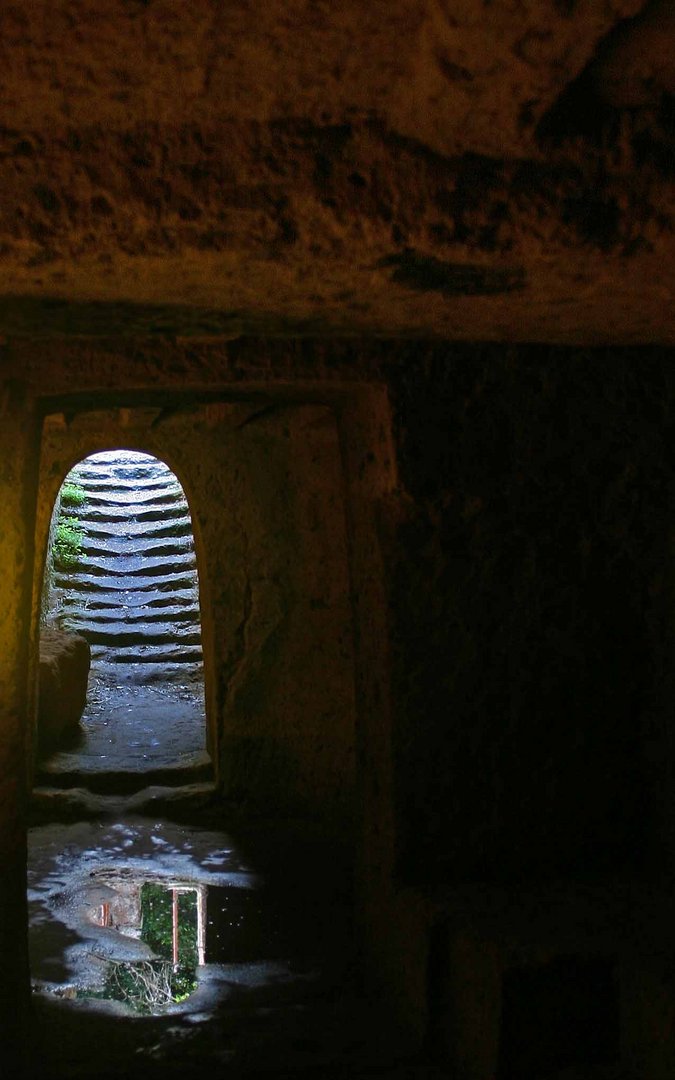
[388,346,675,887]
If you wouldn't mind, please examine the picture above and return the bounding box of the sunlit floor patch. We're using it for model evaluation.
[38,677,209,779]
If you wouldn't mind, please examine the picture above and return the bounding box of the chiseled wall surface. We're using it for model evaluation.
[0,378,40,1062]
[386,344,675,888]
[1,1,675,345]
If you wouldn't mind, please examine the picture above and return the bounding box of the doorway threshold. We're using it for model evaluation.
[35,752,213,795]
[30,781,218,825]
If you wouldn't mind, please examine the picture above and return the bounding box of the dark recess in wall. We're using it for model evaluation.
[497,953,620,1078]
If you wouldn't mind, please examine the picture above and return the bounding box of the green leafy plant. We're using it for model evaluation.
[76,885,200,1013]
[53,516,85,569]
[79,959,197,1014]
[60,482,86,508]
[141,884,199,965]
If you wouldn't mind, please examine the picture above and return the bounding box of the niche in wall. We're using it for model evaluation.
[32,397,363,827]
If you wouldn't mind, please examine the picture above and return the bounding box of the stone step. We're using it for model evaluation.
[61,588,198,611]
[65,485,181,503]
[91,658,204,683]
[54,570,198,592]
[85,487,185,507]
[56,552,197,577]
[62,616,201,637]
[71,491,169,505]
[71,606,200,628]
[72,603,199,623]
[71,474,182,493]
[35,753,213,793]
[72,453,166,475]
[73,471,168,487]
[76,504,188,524]
[64,599,199,620]
[79,537,195,559]
[75,522,193,542]
[82,518,193,540]
[91,643,204,663]
[70,458,167,474]
[68,623,202,646]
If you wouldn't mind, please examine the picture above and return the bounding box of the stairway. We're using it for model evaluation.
[37,450,210,789]
[52,450,203,683]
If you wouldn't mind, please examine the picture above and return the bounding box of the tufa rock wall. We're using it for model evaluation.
[0,2,674,341]
[37,626,91,753]
[387,344,675,886]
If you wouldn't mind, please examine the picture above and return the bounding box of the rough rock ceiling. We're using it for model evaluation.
[1,0,674,343]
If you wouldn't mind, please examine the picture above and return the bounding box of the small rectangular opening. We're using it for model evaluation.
[497,953,620,1079]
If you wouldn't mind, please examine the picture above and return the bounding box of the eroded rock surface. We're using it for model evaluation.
[0,0,673,342]
[38,626,91,752]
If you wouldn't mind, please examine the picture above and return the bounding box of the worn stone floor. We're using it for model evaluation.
[37,662,211,792]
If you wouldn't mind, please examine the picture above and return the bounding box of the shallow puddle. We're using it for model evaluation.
[28,818,300,1018]
[25,813,397,1080]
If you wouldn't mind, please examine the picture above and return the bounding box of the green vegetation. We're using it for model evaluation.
[60,481,86,508]
[77,884,199,1013]
[51,480,87,571]
[53,516,85,570]
[141,883,199,966]
[80,959,197,1014]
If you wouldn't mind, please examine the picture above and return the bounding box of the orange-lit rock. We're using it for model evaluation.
[0,0,672,342]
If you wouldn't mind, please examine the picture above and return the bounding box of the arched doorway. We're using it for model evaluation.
[37,449,210,785]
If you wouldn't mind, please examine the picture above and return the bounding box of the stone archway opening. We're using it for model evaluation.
[25,387,399,1068]
[37,448,210,786]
